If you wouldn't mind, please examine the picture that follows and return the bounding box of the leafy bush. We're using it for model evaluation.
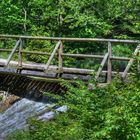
[7,75,140,140]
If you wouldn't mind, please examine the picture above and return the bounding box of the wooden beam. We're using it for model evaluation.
[58,42,63,74]
[111,56,130,61]
[107,42,112,83]
[95,53,109,80]
[0,49,131,61]
[0,34,139,43]
[0,67,134,82]
[0,67,91,81]
[0,59,94,75]
[5,39,21,67]
[122,45,140,80]
[18,40,22,67]
[44,41,61,73]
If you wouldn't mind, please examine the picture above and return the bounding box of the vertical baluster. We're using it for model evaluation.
[107,42,112,83]
[18,39,22,68]
[58,41,63,74]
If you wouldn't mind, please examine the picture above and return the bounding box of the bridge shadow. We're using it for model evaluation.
[0,74,64,103]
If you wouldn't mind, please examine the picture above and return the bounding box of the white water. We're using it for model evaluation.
[0,98,67,138]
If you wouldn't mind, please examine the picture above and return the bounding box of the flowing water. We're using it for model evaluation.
[0,98,67,139]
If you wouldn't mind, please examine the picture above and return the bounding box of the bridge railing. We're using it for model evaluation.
[0,35,140,83]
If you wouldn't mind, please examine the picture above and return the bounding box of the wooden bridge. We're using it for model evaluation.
[0,35,139,95]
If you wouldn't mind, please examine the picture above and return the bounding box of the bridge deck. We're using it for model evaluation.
[0,58,94,81]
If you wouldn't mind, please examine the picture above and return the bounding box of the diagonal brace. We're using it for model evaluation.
[95,53,109,80]
[44,41,61,73]
[5,39,21,67]
[122,45,140,80]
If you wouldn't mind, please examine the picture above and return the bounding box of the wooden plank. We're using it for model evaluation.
[5,39,21,67]
[95,53,109,80]
[0,62,134,78]
[44,41,61,73]
[107,42,112,83]
[0,67,133,82]
[122,45,140,80]
[0,67,91,81]
[0,34,139,43]
[0,59,94,75]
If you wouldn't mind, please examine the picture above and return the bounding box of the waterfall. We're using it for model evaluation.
[0,98,67,139]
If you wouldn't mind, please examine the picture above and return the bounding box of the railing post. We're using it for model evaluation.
[18,39,23,68]
[107,42,112,83]
[58,41,63,74]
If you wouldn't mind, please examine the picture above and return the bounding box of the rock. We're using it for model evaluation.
[0,92,20,112]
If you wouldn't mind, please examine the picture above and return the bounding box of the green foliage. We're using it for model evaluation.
[8,76,140,140]
[1,1,140,139]
[0,0,139,67]
[0,0,139,39]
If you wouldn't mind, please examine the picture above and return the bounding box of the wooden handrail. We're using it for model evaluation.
[0,34,139,43]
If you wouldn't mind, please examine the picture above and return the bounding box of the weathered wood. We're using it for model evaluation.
[0,34,140,85]
[5,39,21,67]
[0,49,105,59]
[122,45,140,80]
[0,61,134,82]
[58,42,63,73]
[107,42,112,83]
[44,41,61,73]
[0,67,91,81]
[111,56,130,61]
[18,40,22,67]
[0,67,134,82]
[0,34,139,43]
[0,59,94,75]
[95,53,109,80]
[0,49,131,61]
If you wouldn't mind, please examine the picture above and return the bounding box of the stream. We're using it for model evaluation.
[0,97,67,139]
